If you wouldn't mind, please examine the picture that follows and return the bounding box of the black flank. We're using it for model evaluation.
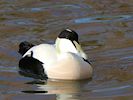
[19,56,48,80]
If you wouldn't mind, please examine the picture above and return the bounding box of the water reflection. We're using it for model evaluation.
[20,79,133,100]
[22,80,90,100]
[20,4,91,13]
[74,15,133,24]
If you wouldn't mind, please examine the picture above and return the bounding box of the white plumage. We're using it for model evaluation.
[20,29,93,80]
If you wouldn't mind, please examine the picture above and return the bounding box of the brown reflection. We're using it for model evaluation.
[36,80,89,94]
[18,79,90,100]
[36,80,90,100]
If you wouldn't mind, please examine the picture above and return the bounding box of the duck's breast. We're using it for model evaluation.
[46,53,92,80]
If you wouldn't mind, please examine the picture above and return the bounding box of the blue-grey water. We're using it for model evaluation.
[0,0,133,100]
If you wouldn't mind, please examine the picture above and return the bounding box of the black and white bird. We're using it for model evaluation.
[18,29,92,80]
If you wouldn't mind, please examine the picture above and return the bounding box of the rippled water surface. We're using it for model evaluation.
[0,0,133,100]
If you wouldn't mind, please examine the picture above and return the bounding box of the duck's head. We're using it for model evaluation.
[55,29,87,59]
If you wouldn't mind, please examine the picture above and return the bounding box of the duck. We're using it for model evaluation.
[18,29,93,80]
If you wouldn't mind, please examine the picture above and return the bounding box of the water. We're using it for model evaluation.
[0,0,133,100]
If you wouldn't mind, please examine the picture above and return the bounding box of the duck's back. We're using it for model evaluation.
[23,44,57,65]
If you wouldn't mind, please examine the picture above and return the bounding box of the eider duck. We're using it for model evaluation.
[18,29,92,80]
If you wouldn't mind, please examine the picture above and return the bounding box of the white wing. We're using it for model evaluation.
[23,44,57,66]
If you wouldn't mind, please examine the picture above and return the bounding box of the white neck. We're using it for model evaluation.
[55,38,78,54]
[55,38,88,59]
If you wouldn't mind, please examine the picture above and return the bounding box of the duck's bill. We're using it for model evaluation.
[73,41,88,59]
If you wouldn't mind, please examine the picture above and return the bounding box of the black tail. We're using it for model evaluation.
[18,41,34,56]
[19,56,48,80]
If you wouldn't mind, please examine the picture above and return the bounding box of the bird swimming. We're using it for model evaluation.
[18,29,93,80]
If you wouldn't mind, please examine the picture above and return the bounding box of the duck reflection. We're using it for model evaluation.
[38,80,89,100]
[23,79,90,100]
